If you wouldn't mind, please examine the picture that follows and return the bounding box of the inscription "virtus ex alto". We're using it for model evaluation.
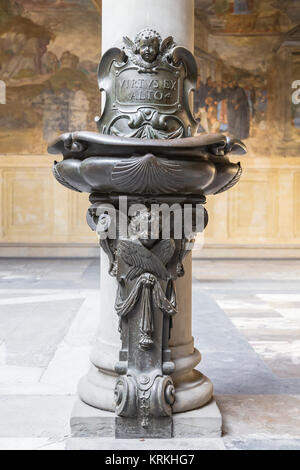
[117,78,178,103]
[119,79,177,90]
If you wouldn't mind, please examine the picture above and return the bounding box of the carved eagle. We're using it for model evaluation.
[117,239,175,281]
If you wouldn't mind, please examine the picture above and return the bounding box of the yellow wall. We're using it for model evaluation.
[0,154,299,256]
[0,155,93,246]
[197,155,300,257]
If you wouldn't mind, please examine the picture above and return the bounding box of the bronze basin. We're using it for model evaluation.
[48,131,246,197]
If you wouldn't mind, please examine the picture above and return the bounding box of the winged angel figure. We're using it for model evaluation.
[114,238,178,349]
[117,239,175,281]
[123,29,176,72]
[94,206,192,349]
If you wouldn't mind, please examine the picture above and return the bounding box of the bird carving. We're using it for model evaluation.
[117,239,175,281]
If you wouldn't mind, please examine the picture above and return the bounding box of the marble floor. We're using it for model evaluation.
[0,258,300,450]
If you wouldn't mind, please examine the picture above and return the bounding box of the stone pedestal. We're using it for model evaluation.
[70,398,222,440]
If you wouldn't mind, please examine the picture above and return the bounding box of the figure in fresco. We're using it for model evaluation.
[32,86,62,142]
[227,81,250,139]
[244,85,256,119]
[69,88,89,131]
[195,77,251,138]
[218,98,228,132]
[214,0,230,16]
[194,75,208,113]
[206,97,221,134]
[0,81,5,105]
[59,85,73,133]
[218,81,229,132]
[233,0,249,15]
[256,89,267,119]
[194,76,213,133]
[253,87,267,132]
[293,104,300,129]
[32,84,85,142]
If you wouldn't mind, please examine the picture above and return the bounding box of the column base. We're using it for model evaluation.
[70,397,222,440]
[78,347,214,414]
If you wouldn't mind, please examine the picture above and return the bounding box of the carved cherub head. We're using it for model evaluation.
[122,29,175,71]
[134,29,161,63]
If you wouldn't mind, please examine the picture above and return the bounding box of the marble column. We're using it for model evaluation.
[101,0,195,52]
[78,0,215,419]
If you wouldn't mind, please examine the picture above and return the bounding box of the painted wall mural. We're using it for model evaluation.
[0,0,101,154]
[194,0,300,156]
[0,0,299,157]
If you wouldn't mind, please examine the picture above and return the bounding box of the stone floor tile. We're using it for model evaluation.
[199,280,300,293]
[224,311,282,318]
[0,309,29,343]
[199,351,282,395]
[217,395,300,439]
[229,317,299,331]
[192,287,255,353]
[268,301,300,309]
[39,343,91,394]
[0,396,75,438]
[4,298,83,367]
[240,329,300,342]
[0,292,86,306]
[66,437,226,451]
[259,358,300,379]
[0,437,66,450]
[223,438,300,451]
[0,366,43,387]
[193,259,300,281]
[215,299,274,312]
[258,294,300,302]
[271,308,300,324]
[249,340,300,378]
[1,258,300,448]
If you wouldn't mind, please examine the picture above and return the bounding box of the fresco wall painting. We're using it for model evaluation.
[0,0,300,251]
[194,0,300,157]
[0,0,101,154]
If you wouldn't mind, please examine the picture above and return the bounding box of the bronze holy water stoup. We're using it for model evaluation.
[49,29,246,439]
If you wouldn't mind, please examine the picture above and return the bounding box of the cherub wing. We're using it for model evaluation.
[160,36,175,55]
[123,36,136,57]
[151,239,176,266]
[117,240,170,280]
